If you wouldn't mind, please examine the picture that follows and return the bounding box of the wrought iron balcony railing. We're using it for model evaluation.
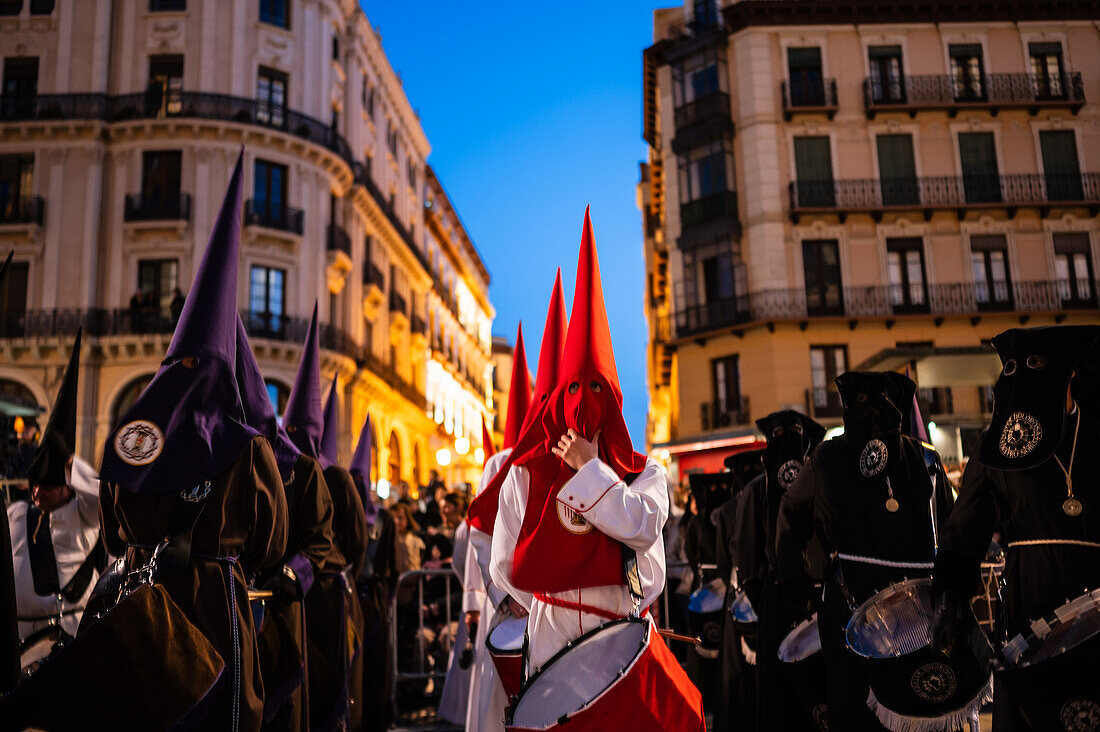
[0,195,44,225]
[123,193,191,222]
[863,72,1085,117]
[789,173,1100,222]
[680,190,739,230]
[701,396,750,431]
[244,199,303,234]
[673,91,731,130]
[806,388,844,419]
[326,224,351,255]
[782,78,838,119]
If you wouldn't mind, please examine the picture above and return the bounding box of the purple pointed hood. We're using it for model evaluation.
[349,414,377,524]
[282,302,324,460]
[234,314,300,480]
[101,149,260,494]
[319,375,339,469]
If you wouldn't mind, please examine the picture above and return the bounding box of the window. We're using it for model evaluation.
[249,266,286,334]
[0,260,27,317]
[253,159,288,226]
[149,0,186,11]
[147,55,183,117]
[331,106,339,132]
[868,45,904,103]
[678,139,731,203]
[970,235,1012,310]
[672,48,725,108]
[810,345,847,416]
[256,67,287,127]
[919,387,954,415]
[0,154,33,220]
[30,0,54,14]
[1040,130,1083,201]
[0,2,20,16]
[958,132,1000,203]
[803,239,843,316]
[259,0,288,29]
[407,161,416,189]
[332,35,339,62]
[1053,233,1094,307]
[141,150,182,205]
[793,136,835,207]
[949,44,985,101]
[1029,42,1065,99]
[2,57,38,119]
[886,238,927,312]
[877,134,918,206]
[266,380,289,418]
[386,121,398,156]
[702,253,736,303]
[710,355,741,420]
[787,47,824,106]
[138,259,179,318]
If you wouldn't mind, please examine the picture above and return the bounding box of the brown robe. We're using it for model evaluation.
[100,435,289,732]
[260,454,336,732]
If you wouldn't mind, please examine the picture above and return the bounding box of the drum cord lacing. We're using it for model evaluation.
[1005,539,1100,550]
[835,553,933,570]
[533,592,649,621]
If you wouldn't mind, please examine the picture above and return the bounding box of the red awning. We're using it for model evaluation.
[677,441,765,475]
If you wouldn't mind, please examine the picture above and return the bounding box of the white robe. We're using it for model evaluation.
[465,448,517,731]
[8,456,102,640]
[490,456,669,671]
[437,521,472,725]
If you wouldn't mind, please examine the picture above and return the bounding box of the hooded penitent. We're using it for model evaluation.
[283,302,324,461]
[466,270,567,536]
[348,414,378,525]
[836,371,915,482]
[980,325,1100,472]
[320,375,339,469]
[481,414,495,460]
[503,323,531,450]
[101,150,260,494]
[27,330,82,488]
[755,410,826,501]
[724,447,765,491]
[233,314,300,482]
[511,208,648,593]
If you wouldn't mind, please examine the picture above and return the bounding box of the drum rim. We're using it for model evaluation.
[506,615,651,728]
[778,613,820,663]
[730,589,758,624]
[486,615,527,656]
[845,577,933,660]
[997,587,1100,671]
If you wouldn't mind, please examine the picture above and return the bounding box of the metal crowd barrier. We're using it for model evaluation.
[0,478,27,505]
[390,567,462,686]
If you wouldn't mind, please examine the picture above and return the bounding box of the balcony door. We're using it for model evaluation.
[970,235,1012,310]
[887,238,928,312]
[1029,42,1065,99]
[1053,233,1094,307]
[710,354,742,427]
[250,265,286,335]
[787,47,824,106]
[810,345,847,416]
[147,55,183,117]
[141,150,182,212]
[877,134,919,206]
[256,67,287,127]
[949,44,985,101]
[958,132,1000,204]
[868,46,904,103]
[254,159,287,226]
[794,136,835,207]
[803,239,843,316]
[2,57,38,118]
[0,153,33,220]
[1040,130,1083,202]
[138,259,179,316]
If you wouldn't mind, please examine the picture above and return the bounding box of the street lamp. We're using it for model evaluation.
[455,436,470,455]
[436,448,452,466]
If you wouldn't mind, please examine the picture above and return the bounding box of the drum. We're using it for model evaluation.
[778,614,828,731]
[487,615,527,700]
[729,588,759,654]
[18,624,68,676]
[997,588,1100,730]
[506,617,704,731]
[971,560,1004,639]
[687,585,723,659]
[846,578,993,732]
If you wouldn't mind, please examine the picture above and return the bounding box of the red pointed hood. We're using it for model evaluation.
[503,323,532,449]
[481,413,496,460]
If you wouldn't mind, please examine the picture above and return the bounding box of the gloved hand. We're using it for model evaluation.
[262,565,303,601]
[930,589,964,657]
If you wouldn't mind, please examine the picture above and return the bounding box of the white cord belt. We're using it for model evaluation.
[835,553,933,570]
[1006,539,1100,550]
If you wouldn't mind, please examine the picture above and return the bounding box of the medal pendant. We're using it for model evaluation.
[885,498,899,513]
[1063,498,1083,517]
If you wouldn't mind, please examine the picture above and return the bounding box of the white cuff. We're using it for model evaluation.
[556,458,621,514]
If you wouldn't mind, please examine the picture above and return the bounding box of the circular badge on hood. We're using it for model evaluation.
[1061,698,1100,732]
[777,459,803,489]
[859,439,889,479]
[999,412,1042,459]
[114,420,164,466]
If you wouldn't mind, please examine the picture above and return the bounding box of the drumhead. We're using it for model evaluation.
[510,618,648,729]
[778,614,820,663]
[1001,588,1100,669]
[846,578,933,659]
[688,587,723,615]
[487,616,527,654]
[730,590,758,624]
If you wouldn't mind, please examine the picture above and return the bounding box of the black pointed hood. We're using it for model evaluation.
[27,330,81,488]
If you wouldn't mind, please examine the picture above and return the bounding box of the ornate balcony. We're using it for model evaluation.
[782,78,838,120]
[244,199,303,234]
[671,92,734,154]
[789,173,1100,223]
[700,396,750,431]
[123,193,191,222]
[863,72,1085,118]
[0,195,44,225]
[679,190,740,241]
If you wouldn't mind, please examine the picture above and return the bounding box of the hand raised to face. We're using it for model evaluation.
[551,428,601,471]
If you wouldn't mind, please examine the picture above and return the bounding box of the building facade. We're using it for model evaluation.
[642,0,1100,479]
[0,0,494,488]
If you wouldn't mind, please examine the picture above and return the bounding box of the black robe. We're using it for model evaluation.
[358,507,396,732]
[936,415,1100,731]
[776,435,954,731]
[683,509,722,716]
[713,490,756,732]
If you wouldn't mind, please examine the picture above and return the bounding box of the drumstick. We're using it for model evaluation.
[657,629,701,646]
[247,589,274,601]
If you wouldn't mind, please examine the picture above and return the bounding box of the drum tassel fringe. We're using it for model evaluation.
[866,675,993,732]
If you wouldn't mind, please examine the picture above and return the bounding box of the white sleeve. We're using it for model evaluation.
[469,526,507,609]
[556,458,669,554]
[461,529,486,613]
[489,464,534,612]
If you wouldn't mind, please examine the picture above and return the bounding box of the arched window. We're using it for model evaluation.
[111,374,155,430]
[388,431,401,484]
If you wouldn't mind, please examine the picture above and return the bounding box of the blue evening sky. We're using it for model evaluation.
[360,2,672,448]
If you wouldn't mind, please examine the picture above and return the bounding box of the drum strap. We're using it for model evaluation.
[1005,539,1100,550]
[620,471,645,611]
[532,592,650,622]
[835,553,934,570]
